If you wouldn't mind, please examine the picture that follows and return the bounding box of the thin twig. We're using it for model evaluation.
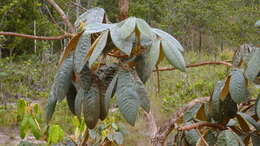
[46,0,75,33]
[44,5,66,33]
[178,121,226,131]
[0,32,72,40]
[154,61,232,72]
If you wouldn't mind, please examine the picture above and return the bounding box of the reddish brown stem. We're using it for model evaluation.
[178,121,226,131]
[0,32,72,40]
[154,61,232,72]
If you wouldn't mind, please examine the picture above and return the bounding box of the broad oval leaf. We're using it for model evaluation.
[184,103,201,122]
[229,69,248,104]
[134,72,150,112]
[104,74,118,117]
[83,83,100,129]
[74,31,91,73]
[66,83,77,115]
[119,17,136,39]
[152,28,184,52]
[245,48,260,82]
[45,92,57,122]
[116,69,140,126]
[74,8,105,27]
[216,130,241,146]
[136,18,155,40]
[75,88,84,119]
[110,24,134,55]
[84,23,114,34]
[161,40,186,72]
[51,55,73,101]
[88,30,109,67]
[135,39,160,83]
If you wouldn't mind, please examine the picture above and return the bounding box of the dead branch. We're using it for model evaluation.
[178,121,226,131]
[0,32,72,40]
[144,111,158,139]
[154,61,232,72]
[149,97,210,146]
[118,0,129,20]
[46,0,75,33]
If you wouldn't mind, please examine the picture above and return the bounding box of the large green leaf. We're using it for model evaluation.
[51,55,73,101]
[152,28,184,52]
[88,30,109,67]
[110,24,135,55]
[28,117,41,140]
[119,17,136,39]
[19,114,30,139]
[84,23,114,34]
[74,8,105,27]
[116,69,140,126]
[135,39,160,83]
[210,81,223,121]
[75,88,84,119]
[245,48,260,82]
[161,40,186,72]
[256,92,260,119]
[66,83,77,115]
[17,99,26,121]
[136,18,155,40]
[74,31,91,73]
[134,72,150,112]
[184,103,202,122]
[216,130,241,146]
[184,121,200,146]
[78,64,93,91]
[104,74,118,119]
[229,69,248,104]
[83,83,100,129]
[45,91,57,122]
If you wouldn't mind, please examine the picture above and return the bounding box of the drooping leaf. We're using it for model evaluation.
[116,69,140,126]
[216,130,241,146]
[66,83,77,115]
[47,124,64,144]
[161,40,186,72]
[184,103,202,122]
[78,64,93,91]
[152,28,184,52]
[88,30,109,67]
[256,92,260,119]
[222,94,238,122]
[136,18,155,40]
[74,31,91,73]
[134,72,150,112]
[59,31,84,65]
[220,75,231,101]
[110,24,135,55]
[210,80,224,121]
[83,83,100,129]
[245,48,260,82]
[119,17,136,39]
[104,74,118,119]
[75,88,84,119]
[19,114,29,139]
[135,39,160,83]
[237,112,260,131]
[51,55,74,101]
[229,69,248,104]
[45,91,57,122]
[84,23,114,34]
[184,121,200,146]
[74,8,105,27]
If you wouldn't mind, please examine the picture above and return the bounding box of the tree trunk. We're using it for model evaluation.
[118,0,129,21]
